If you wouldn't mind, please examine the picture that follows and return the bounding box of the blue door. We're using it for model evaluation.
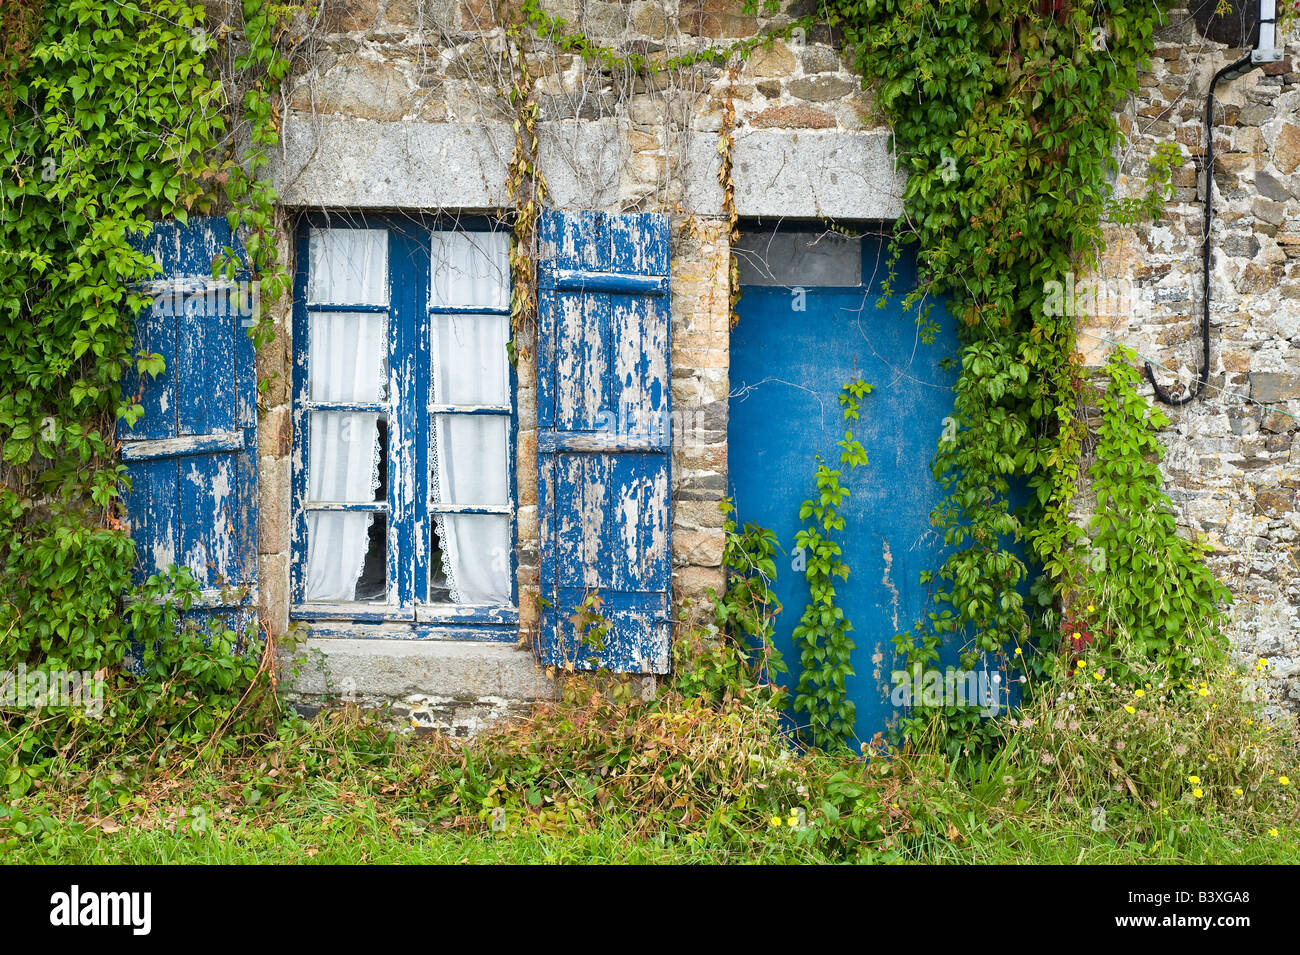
[728,228,960,744]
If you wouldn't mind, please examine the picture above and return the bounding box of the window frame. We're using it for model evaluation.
[289,212,518,635]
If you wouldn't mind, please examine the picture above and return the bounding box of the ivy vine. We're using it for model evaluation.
[792,378,872,751]
[1079,346,1232,683]
[0,0,299,773]
[822,0,1231,753]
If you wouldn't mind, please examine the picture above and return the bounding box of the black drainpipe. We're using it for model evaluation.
[1145,1,1278,405]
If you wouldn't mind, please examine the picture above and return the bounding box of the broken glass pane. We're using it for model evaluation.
[430,514,511,604]
[305,510,385,602]
[428,521,450,603]
[354,512,387,601]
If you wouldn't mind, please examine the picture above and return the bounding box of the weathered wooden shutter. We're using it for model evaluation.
[120,218,258,633]
[536,211,672,673]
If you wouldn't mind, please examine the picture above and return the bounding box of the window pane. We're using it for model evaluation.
[431,313,508,405]
[733,231,862,287]
[430,514,510,604]
[308,411,384,503]
[306,511,386,602]
[430,230,509,309]
[354,512,387,601]
[431,414,508,506]
[309,311,388,402]
[308,227,388,305]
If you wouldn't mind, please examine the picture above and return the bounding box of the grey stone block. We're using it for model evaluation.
[274,117,622,211]
[275,118,512,209]
[283,637,558,701]
[276,116,904,220]
[1250,372,1300,403]
[681,128,904,219]
[732,128,904,219]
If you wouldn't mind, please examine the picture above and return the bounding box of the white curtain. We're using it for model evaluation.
[305,228,388,602]
[431,230,512,604]
[308,227,388,305]
[430,229,510,310]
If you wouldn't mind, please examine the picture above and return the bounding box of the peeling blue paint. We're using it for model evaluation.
[536,211,672,674]
[120,217,258,636]
[289,213,518,635]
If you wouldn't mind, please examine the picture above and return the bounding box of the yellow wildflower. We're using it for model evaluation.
[1188,776,1200,784]
[1192,788,1204,799]
[1124,705,1136,715]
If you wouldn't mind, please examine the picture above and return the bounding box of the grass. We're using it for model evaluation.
[7,816,828,865]
[10,814,1296,865]
[919,815,1300,865]
[6,772,1296,865]
[4,651,1297,866]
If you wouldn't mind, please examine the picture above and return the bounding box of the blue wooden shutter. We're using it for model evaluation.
[120,218,258,633]
[536,211,672,673]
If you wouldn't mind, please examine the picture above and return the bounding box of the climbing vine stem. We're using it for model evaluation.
[505,19,548,364]
[821,0,1229,754]
[0,0,301,773]
[792,378,872,752]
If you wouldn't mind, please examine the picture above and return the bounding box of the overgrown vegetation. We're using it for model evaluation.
[4,635,1296,861]
[673,500,786,707]
[808,0,1243,754]
[0,0,1293,864]
[0,0,296,791]
[1075,347,1233,684]
[791,378,872,751]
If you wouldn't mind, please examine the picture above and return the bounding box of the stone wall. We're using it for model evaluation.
[251,0,901,669]
[1083,7,1300,715]
[233,0,1300,718]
